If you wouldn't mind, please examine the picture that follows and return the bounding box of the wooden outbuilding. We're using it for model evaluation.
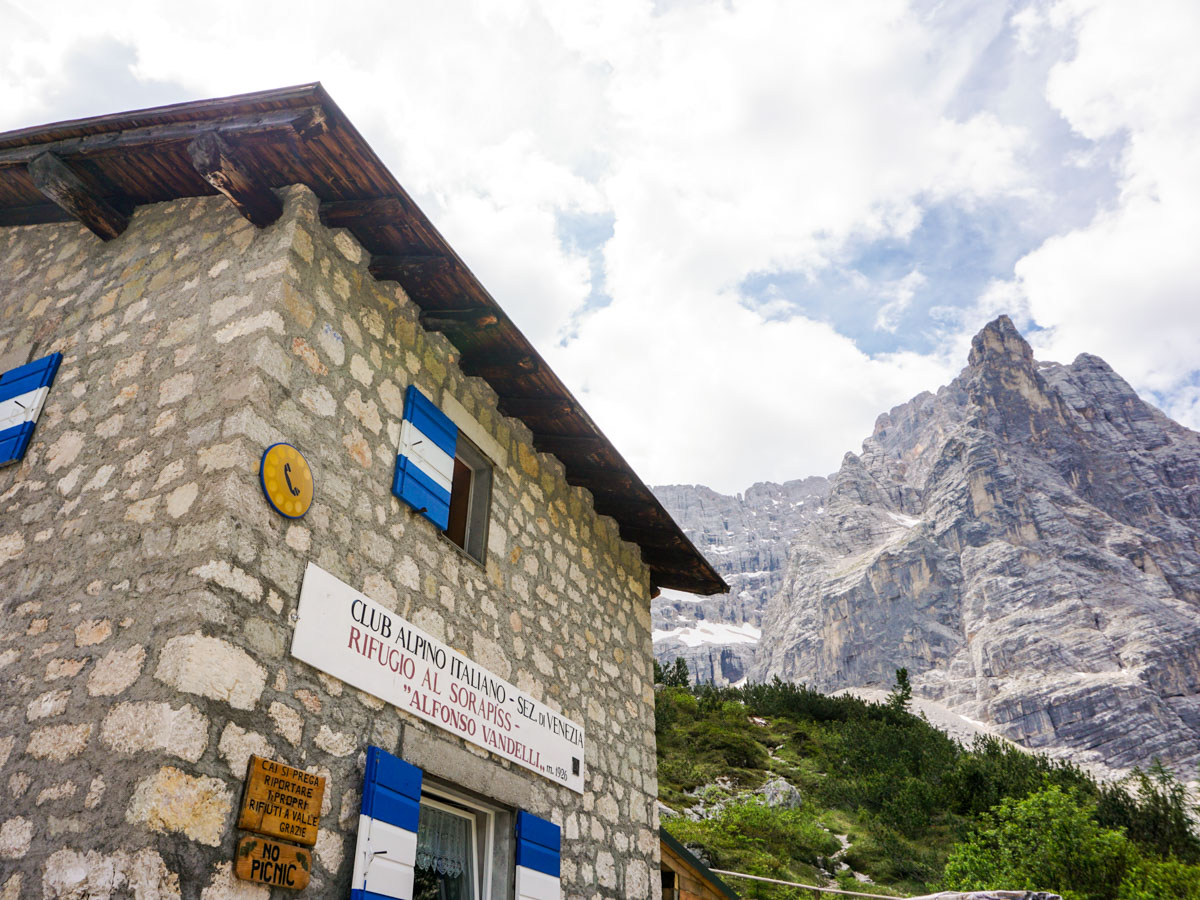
[660,828,741,900]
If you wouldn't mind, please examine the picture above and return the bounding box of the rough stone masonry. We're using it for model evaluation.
[0,186,660,898]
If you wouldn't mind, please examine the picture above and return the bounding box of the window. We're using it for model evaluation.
[393,386,492,564]
[414,791,495,900]
[661,866,680,900]
[443,436,491,563]
[353,748,511,900]
[0,351,62,467]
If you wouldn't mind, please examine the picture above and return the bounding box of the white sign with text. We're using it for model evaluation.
[291,563,586,793]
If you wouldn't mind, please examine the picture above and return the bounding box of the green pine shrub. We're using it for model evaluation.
[654,675,1200,898]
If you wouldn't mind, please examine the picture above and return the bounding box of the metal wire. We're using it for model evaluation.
[707,868,908,899]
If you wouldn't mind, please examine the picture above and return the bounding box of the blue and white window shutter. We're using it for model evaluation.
[0,352,62,467]
[515,811,562,900]
[352,746,424,900]
[393,385,458,531]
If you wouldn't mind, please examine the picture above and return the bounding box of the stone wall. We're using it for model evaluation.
[0,186,660,898]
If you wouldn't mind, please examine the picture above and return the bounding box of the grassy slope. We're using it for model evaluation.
[654,680,1200,898]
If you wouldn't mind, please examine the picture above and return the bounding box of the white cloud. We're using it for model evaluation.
[1,0,1195,495]
[546,1,1028,489]
[992,0,1200,428]
[874,270,927,333]
[596,1,1028,300]
[547,296,952,491]
[1010,4,1047,55]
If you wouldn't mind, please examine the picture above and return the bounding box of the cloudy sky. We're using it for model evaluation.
[2,0,1197,493]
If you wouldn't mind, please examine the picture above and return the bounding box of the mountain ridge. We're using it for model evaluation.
[651,476,830,683]
[653,316,1200,773]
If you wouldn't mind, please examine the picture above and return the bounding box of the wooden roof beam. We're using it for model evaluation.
[497,396,576,419]
[0,202,73,227]
[587,495,672,524]
[28,152,128,241]
[0,105,327,168]
[319,196,413,228]
[460,351,539,380]
[418,308,499,333]
[661,575,727,595]
[370,254,451,282]
[616,523,694,551]
[564,465,639,492]
[188,132,282,228]
[531,433,608,456]
[639,546,703,565]
[638,546,723,588]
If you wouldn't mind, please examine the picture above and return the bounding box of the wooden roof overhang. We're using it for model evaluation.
[660,827,741,900]
[0,83,727,596]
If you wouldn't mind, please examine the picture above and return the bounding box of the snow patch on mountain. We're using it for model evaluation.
[653,621,762,647]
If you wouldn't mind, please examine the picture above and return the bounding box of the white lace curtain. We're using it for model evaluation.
[415,804,473,880]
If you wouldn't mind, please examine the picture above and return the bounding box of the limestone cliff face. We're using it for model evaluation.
[749,317,1200,771]
[651,477,828,684]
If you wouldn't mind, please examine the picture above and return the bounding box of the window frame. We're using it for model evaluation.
[417,785,498,900]
[661,864,681,900]
[442,433,492,565]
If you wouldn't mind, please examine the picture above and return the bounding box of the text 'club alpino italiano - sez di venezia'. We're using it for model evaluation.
[0,85,728,899]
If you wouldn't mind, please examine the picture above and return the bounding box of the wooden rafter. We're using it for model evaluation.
[565,465,639,492]
[319,197,414,228]
[369,254,451,281]
[646,570,722,595]
[460,352,539,379]
[587,496,667,521]
[188,132,282,227]
[0,106,327,168]
[531,432,607,454]
[497,396,576,418]
[617,524,694,550]
[0,202,73,227]
[28,152,128,241]
[638,546,704,568]
[418,308,499,332]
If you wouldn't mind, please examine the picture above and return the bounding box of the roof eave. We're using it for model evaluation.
[0,85,728,596]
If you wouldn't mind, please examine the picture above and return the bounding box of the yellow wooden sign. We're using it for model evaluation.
[235,835,312,890]
[237,755,325,846]
[260,443,313,518]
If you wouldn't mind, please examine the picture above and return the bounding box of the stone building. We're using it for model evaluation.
[0,85,725,899]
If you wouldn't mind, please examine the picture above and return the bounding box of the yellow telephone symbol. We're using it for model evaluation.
[260,443,314,519]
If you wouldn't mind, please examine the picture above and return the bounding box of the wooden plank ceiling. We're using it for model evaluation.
[0,84,728,596]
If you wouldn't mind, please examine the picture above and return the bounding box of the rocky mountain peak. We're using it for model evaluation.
[656,317,1200,775]
[967,314,1034,368]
